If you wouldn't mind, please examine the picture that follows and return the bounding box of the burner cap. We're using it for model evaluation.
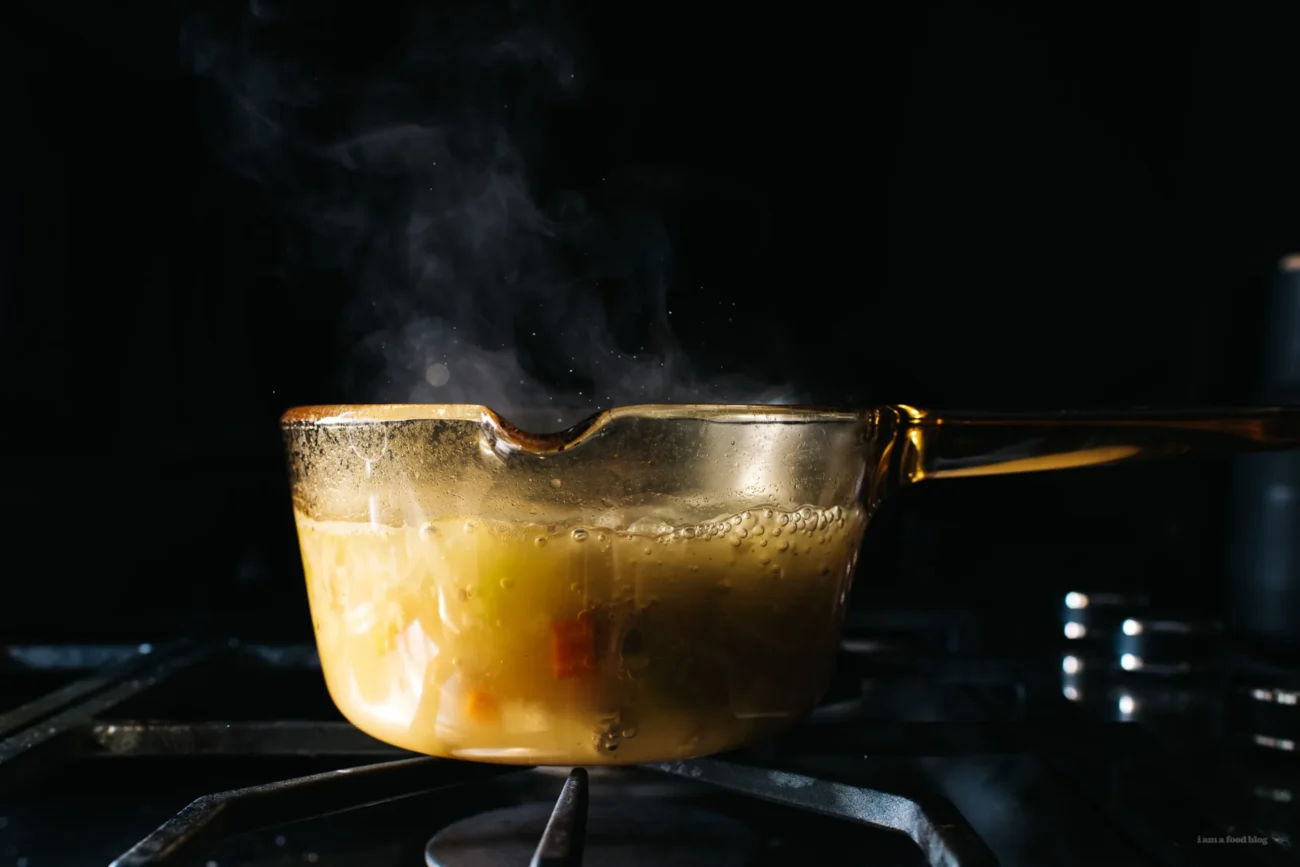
[425,799,760,867]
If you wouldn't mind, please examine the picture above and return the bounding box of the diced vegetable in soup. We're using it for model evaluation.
[296,504,865,764]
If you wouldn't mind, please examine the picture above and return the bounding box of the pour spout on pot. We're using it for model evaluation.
[890,405,1300,485]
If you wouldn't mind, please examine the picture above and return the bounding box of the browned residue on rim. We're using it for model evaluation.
[279,403,868,455]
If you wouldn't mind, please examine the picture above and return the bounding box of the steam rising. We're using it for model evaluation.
[182,0,792,431]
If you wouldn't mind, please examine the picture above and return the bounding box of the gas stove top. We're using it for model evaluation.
[1,607,1296,867]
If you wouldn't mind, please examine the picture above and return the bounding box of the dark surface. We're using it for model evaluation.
[4,5,1300,865]
[425,797,758,867]
[4,0,1300,643]
[0,606,1297,867]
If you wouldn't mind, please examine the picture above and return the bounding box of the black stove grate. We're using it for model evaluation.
[527,767,588,867]
[108,758,515,867]
[0,639,998,867]
[1,627,1296,867]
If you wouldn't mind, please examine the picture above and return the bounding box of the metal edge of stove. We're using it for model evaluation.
[649,757,1000,867]
[76,717,1205,759]
[5,639,1291,867]
[88,720,406,756]
[0,640,1003,867]
[87,716,1299,867]
[0,642,174,740]
[30,636,1295,866]
[1,641,321,673]
[0,640,312,791]
[0,641,218,794]
[3,644,161,672]
[528,768,588,867]
[107,757,524,867]
[39,717,1005,867]
[95,740,999,867]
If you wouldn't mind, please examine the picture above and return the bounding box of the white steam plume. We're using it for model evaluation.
[182,0,794,431]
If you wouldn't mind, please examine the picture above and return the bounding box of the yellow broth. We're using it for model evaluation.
[296,504,865,764]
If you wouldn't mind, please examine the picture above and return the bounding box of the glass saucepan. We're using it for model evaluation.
[281,403,1300,765]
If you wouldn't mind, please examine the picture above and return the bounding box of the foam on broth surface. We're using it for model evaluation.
[296,504,865,764]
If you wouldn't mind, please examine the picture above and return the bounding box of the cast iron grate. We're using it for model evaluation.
[3,635,1294,867]
[0,639,998,867]
[96,753,998,867]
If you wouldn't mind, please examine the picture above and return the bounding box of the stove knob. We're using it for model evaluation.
[1060,591,1149,704]
[1107,681,1223,743]
[1239,681,1300,758]
[1060,651,1112,704]
[1112,616,1222,675]
[1061,590,1149,652]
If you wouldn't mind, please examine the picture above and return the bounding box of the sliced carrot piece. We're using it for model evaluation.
[551,611,596,679]
[464,688,501,725]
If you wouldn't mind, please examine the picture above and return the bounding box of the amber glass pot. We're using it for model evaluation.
[281,403,1300,765]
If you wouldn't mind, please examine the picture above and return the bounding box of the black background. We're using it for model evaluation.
[3,0,1298,646]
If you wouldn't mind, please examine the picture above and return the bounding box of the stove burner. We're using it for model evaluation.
[425,796,759,867]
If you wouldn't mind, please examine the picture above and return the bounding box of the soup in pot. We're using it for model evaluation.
[295,503,865,764]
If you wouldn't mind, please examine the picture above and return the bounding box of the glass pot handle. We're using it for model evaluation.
[892,405,1300,484]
